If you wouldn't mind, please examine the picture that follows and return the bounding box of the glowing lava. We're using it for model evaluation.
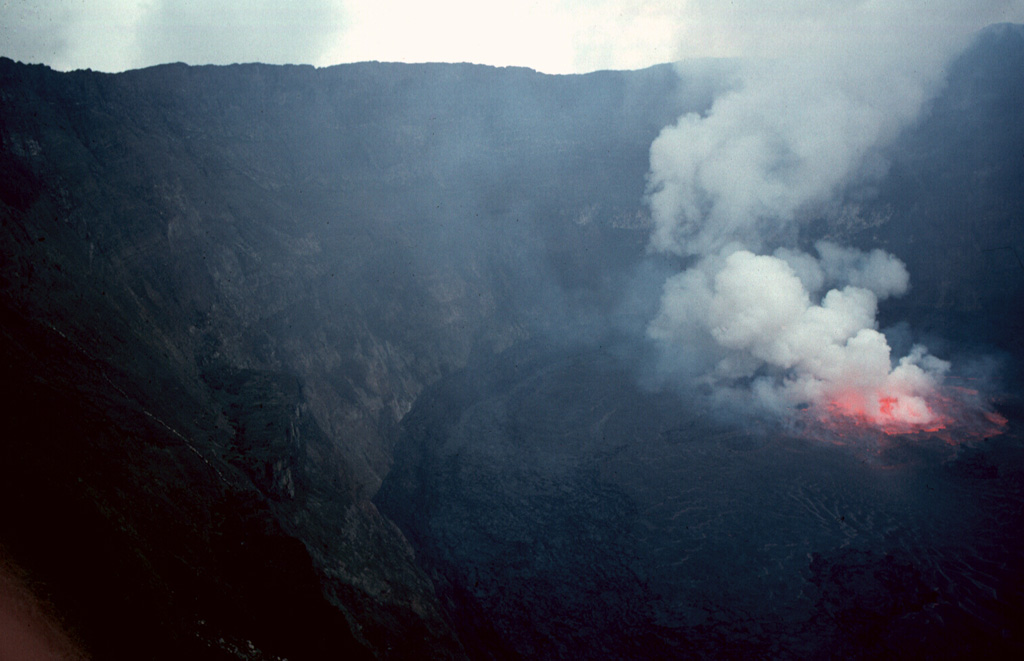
[824,388,948,435]
[801,382,1007,444]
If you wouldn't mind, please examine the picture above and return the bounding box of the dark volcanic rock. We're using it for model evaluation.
[378,343,1024,660]
[0,55,694,658]
[1,22,1023,661]
[0,310,372,659]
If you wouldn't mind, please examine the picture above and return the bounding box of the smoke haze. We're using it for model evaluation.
[649,246,949,426]
[644,1,1020,429]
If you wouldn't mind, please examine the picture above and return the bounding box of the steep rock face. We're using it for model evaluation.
[0,58,693,495]
[0,57,697,657]
[847,24,1024,363]
[0,23,1022,659]
[376,25,1024,661]
[0,311,377,659]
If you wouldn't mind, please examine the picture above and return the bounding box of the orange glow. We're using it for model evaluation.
[801,382,1007,445]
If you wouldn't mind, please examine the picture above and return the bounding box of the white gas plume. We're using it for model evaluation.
[649,246,950,425]
[644,2,1018,426]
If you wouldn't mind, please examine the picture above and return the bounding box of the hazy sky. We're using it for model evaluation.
[5,1,1022,75]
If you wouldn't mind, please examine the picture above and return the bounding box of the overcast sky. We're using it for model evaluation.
[2,1,1023,74]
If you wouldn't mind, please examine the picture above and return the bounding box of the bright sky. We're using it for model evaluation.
[1,1,1023,74]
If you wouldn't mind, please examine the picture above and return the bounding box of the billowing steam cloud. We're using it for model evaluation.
[649,244,949,427]
[645,2,1019,430]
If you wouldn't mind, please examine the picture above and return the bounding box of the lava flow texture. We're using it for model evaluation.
[808,382,1007,444]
